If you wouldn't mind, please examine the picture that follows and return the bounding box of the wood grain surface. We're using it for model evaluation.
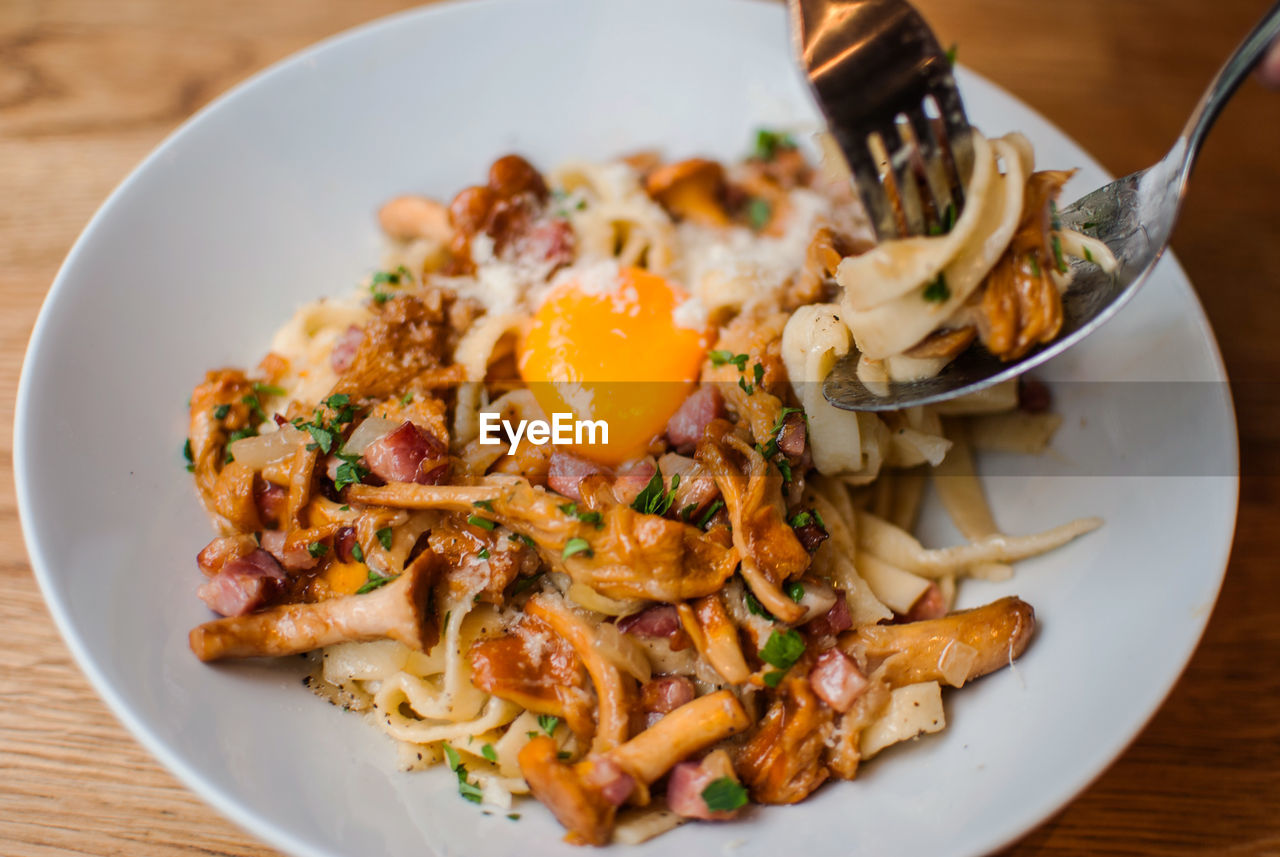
[2,1,1278,855]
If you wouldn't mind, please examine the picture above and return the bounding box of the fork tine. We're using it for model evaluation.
[900,109,948,233]
[840,127,899,240]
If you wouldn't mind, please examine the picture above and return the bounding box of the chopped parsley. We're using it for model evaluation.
[558,502,604,528]
[789,508,826,530]
[923,273,950,302]
[562,537,593,560]
[376,527,394,550]
[356,568,394,594]
[557,750,573,761]
[351,542,365,563]
[481,743,498,763]
[696,499,726,529]
[738,375,754,396]
[307,541,328,558]
[747,197,772,231]
[631,469,680,516]
[213,404,230,420]
[507,813,521,821]
[709,350,749,370]
[292,394,360,456]
[762,669,786,688]
[945,42,958,68]
[477,547,490,560]
[744,588,776,621]
[753,128,796,161]
[785,581,805,602]
[473,499,495,512]
[759,628,806,672]
[701,777,749,812]
[753,362,765,388]
[467,514,497,531]
[537,714,560,736]
[369,265,411,304]
[1051,233,1068,273]
[182,438,194,472]
[509,532,537,548]
[401,392,414,405]
[332,453,369,492]
[1083,246,1094,263]
[443,744,484,804]
[253,382,286,397]
[1027,253,1042,277]
[679,503,698,521]
[241,393,267,424]
[1081,221,1097,231]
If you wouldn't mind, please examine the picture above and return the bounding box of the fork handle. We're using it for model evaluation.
[1182,1,1280,163]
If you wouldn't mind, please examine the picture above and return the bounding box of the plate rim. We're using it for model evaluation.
[13,1,1240,855]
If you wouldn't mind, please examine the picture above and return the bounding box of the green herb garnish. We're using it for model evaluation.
[945,43,958,67]
[744,588,776,621]
[923,273,950,302]
[709,350,749,370]
[182,438,194,472]
[759,628,806,671]
[253,382,287,397]
[785,581,805,602]
[307,541,328,558]
[1051,233,1067,273]
[213,404,230,420]
[356,569,393,594]
[477,547,490,560]
[631,469,680,516]
[467,515,497,531]
[481,743,498,763]
[753,128,796,161]
[537,714,560,736]
[332,453,368,492]
[558,502,604,528]
[351,542,365,563]
[747,197,772,230]
[701,777,750,812]
[696,499,726,529]
[376,527,394,550]
[562,537,593,560]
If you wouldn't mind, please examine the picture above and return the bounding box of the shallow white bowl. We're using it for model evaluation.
[15,1,1238,855]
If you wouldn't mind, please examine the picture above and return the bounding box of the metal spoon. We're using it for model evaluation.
[819,1,1280,411]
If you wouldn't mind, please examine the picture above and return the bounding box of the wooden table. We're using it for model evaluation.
[2,1,1278,854]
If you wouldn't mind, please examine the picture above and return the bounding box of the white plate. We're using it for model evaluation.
[15,1,1238,855]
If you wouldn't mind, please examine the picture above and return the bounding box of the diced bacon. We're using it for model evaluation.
[666,753,743,821]
[584,757,635,807]
[330,325,364,374]
[808,649,868,713]
[902,583,948,622]
[254,479,288,527]
[334,526,358,563]
[196,535,258,577]
[259,529,319,571]
[776,410,807,457]
[665,386,724,453]
[196,549,286,617]
[792,518,829,553]
[613,458,657,506]
[363,421,447,484]
[804,594,852,639]
[640,676,696,719]
[617,605,682,639]
[517,218,576,269]
[547,452,610,503]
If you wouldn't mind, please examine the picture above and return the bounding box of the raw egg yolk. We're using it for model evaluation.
[517,266,708,465]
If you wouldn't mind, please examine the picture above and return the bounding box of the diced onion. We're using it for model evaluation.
[567,582,646,617]
[795,578,838,623]
[935,639,979,688]
[228,425,308,469]
[342,416,403,456]
[592,621,652,682]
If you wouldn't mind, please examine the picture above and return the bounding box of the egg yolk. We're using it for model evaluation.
[517,266,708,465]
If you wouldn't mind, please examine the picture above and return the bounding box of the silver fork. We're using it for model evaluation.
[790,0,973,241]
[794,0,1280,411]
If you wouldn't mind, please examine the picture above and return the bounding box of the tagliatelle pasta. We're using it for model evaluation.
[182,135,1103,846]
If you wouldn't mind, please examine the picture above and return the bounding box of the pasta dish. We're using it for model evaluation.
[183,132,1107,845]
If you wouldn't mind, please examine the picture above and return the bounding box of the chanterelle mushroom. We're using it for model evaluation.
[643,158,731,227]
[188,551,441,662]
